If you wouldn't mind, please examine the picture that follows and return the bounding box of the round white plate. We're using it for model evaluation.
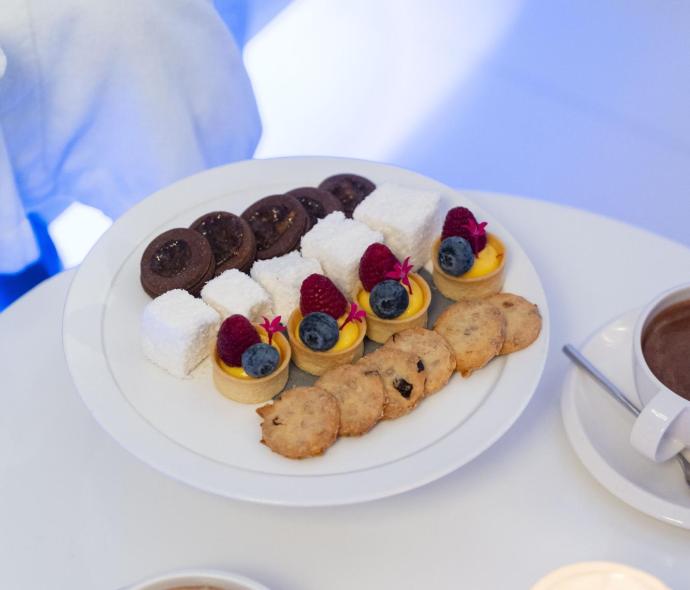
[63,156,549,506]
[561,309,690,528]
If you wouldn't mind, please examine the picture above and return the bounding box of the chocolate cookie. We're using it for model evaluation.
[315,363,386,436]
[433,299,506,377]
[318,173,376,218]
[241,194,308,260]
[256,386,340,459]
[189,211,256,274]
[358,347,426,420]
[285,187,344,231]
[384,328,456,395]
[487,293,542,355]
[140,228,215,298]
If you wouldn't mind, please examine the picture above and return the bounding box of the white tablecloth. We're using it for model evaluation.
[2,194,690,589]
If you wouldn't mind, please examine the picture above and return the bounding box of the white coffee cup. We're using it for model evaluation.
[630,283,690,462]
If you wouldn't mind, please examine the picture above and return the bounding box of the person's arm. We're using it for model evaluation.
[0,47,39,273]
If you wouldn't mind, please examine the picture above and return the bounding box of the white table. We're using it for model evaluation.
[2,195,690,589]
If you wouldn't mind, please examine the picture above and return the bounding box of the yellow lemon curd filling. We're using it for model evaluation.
[219,329,282,379]
[462,243,502,278]
[357,274,425,319]
[291,310,361,352]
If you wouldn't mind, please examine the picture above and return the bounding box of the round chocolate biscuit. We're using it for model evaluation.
[318,173,376,218]
[189,211,256,274]
[140,228,215,298]
[285,187,343,231]
[241,194,308,260]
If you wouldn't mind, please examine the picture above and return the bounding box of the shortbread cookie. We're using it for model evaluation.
[488,293,542,354]
[358,348,426,419]
[384,327,456,394]
[257,387,340,459]
[433,299,506,377]
[316,363,386,436]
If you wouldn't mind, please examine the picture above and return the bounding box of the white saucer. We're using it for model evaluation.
[561,308,690,529]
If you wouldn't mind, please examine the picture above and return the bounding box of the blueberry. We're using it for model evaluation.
[370,280,409,319]
[299,312,339,351]
[241,343,280,377]
[438,236,474,276]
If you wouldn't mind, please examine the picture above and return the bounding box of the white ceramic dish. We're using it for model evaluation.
[63,156,549,506]
[124,569,268,590]
[530,561,670,590]
[561,308,690,529]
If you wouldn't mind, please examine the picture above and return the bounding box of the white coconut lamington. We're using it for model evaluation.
[141,289,220,378]
[353,182,443,269]
[250,251,323,321]
[201,269,273,322]
[301,211,384,297]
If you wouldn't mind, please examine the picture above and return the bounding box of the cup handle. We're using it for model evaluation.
[630,390,687,462]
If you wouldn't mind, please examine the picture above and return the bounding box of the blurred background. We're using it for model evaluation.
[2,0,689,309]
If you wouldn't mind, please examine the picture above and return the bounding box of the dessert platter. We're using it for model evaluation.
[63,156,549,506]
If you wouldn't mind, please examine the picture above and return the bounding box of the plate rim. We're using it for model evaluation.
[560,307,690,529]
[63,156,550,506]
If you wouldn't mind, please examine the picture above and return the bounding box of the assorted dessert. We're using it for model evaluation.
[318,173,376,218]
[241,194,308,260]
[287,273,367,375]
[137,173,543,460]
[211,313,290,404]
[356,242,431,343]
[431,206,506,300]
[257,325,455,457]
[189,211,256,274]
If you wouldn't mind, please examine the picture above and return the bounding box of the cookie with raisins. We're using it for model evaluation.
[256,387,340,459]
[357,347,425,419]
[384,327,456,395]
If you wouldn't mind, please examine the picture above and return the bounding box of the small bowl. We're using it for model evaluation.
[431,233,506,300]
[211,326,291,404]
[125,568,270,590]
[362,273,432,344]
[287,307,366,376]
[531,561,670,590]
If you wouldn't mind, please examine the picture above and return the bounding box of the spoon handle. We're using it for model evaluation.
[562,344,641,417]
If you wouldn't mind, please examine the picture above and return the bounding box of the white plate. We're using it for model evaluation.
[63,156,549,506]
[561,308,690,528]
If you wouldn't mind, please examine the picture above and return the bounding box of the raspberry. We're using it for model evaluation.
[441,207,487,254]
[300,274,348,319]
[359,242,399,292]
[216,314,260,367]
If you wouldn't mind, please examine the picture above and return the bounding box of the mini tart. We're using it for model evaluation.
[287,307,366,376]
[211,326,291,404]
[431,233,506,301]
[358,273,431,344]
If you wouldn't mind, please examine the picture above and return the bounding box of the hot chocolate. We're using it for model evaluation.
[642,299,690,401]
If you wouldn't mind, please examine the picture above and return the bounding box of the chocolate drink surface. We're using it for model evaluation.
[642,300,690,400]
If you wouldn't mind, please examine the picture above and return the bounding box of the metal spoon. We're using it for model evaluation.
[563,344,690,487]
